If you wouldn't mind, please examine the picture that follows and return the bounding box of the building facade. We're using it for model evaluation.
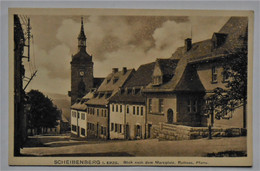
[69,18,94,105]
[109,62,155,139]
[14,14,27,155]
[85,67,135,139]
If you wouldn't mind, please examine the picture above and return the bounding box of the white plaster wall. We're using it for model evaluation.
[70,109,78,134]
[78,111,87,137]
[109,103,125,139]
[126,104,146,139]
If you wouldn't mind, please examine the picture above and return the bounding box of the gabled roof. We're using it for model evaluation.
[143,17,247,93]
[144,58,179,91]
[71,101,87,111]
[170,17,248,63]
[123,62,155,88]
[97,69,135,92]
[109,92,146,104]
[110,62,156,103]
[86,68,135,106]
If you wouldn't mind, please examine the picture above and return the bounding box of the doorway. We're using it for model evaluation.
[147,124,152,138]
[167,109,174,124]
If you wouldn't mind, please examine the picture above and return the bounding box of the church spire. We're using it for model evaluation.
[78,17,86,52]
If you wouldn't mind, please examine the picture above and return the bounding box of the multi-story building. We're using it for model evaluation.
[143,17,248,129]
[71,89,95,137]
[85,67,135,139]
[109,62,155,139]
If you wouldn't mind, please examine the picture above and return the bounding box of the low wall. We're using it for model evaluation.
[155,123,246,141]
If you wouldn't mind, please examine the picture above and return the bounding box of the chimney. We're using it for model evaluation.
[185,38,192,52]
[112,68,118,74]
[122,67,127,74]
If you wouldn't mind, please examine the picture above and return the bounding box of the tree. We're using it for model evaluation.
[26,90,61,134]
[203,30,248,129]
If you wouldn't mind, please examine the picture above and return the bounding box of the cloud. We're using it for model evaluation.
[25,15,229,94]
[56,19,79,54]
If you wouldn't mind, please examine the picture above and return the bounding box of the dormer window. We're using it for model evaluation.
[132,88,135,95]
[93,93,98,98]
[99,93,104,98]
[135,88,140,94]
[105,92,112,99]
[127,88,132,94]
[113,77,119,84]
[153,76,162,86]
[212,33,227,49]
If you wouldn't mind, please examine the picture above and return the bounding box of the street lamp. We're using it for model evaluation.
[206,98,214,139]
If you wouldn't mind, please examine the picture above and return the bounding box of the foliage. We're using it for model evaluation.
[203,33,248,120]
[26,90,61,132]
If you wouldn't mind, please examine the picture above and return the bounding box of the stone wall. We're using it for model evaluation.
[154,123,246,141]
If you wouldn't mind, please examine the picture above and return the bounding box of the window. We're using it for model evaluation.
[97,109,99,116]
[111,123,114,131]
[72,125,77,132]
[81,128,85,136]
[187,98,198,113]
[115,124,118,132]
[116,105,118,112]
[72,111,77,117]
[153,76,162,85]
[112,104,114,112]
[126,105,129,114]
[137,106,139,115]
[159,99,164,113]
[148,99,152,113]
[81,113,85,120]
[133,106,136,115]
[192,100,198,113]
[141,107,143,116]
[93,108,95,115]
[120,105,122,113]
[212,66,217,83]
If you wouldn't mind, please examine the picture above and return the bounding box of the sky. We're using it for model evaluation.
[21,14,230,95]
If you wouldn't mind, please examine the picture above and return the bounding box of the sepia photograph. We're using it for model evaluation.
[8,8,253,166]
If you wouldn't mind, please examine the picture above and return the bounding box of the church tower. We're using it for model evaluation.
[69,17,94,105]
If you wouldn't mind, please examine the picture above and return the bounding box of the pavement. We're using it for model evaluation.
[20,135,247,157]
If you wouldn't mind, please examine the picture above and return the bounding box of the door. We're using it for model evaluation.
[167,109,174,124]
[125,124,129,139]
[147,124,152,138]
[96,123,99,138]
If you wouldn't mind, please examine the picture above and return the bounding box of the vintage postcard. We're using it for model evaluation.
[9,8,253,166]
